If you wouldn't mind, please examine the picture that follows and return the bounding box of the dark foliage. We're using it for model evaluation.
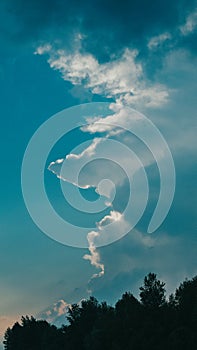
[3,273,197,350]
[139,272,166,308]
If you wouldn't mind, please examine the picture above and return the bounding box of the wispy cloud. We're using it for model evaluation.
[148,32,171,50]
[180,9,197,35]
[36,46,169,109]
[38,299,70,327]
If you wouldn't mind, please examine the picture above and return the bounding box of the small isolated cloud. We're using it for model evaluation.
[180,9,197,35]
[147,32,171,50]
[34,44,52,55]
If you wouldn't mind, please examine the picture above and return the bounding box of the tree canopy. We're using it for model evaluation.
[139,272,166,308]
[3,273,197,350]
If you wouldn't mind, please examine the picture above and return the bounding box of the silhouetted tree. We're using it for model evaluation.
[3,273,197,350]
[175,276,197,331]
[139,273,166,308]
[66,303,81,325]
[85,301,115,350]
[3,316,63,350]
[115,292,142,348]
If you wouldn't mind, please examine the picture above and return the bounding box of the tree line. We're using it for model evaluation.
[3,273,197,349]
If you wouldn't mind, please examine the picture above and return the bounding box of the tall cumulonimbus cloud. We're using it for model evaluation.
[40,38,173,283]
[47,103,174,281]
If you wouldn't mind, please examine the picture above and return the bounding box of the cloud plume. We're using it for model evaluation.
[83,231,105,279]
[83,210,126,284]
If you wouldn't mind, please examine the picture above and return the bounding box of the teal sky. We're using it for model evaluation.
[0,0,197,347]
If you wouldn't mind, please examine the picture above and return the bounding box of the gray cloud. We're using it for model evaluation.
[1,0,196,60]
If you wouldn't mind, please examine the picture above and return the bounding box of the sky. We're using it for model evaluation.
[0,0,197,347]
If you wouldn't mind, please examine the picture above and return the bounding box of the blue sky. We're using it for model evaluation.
[0,0,197,347]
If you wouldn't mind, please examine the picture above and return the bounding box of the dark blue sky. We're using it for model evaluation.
[0,0,197,346]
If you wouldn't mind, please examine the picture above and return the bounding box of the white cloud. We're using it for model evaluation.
[48,101,174,244]
[34,44,52,55]
[180,9,197,35]
[48,138,110,190]
[148,32,171,50]
[82,105,142,134]
[48,125,147,197]
[36,45,169,109]
[97,210,122,229]
[84,231,105,279]
[80,105,169,168]
[116,87,169,108]
[40,41,178,280]
[83,210,126,283]
[66,138,102,160]
[82,227,178,298]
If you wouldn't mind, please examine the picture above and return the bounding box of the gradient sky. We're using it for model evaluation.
[0,0,197,348]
